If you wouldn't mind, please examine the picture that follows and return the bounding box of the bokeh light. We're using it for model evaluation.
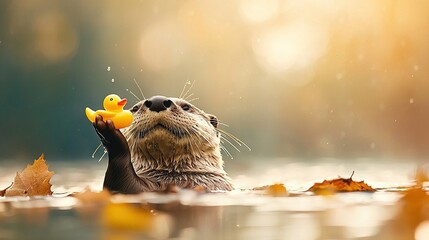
[1,0,429,161]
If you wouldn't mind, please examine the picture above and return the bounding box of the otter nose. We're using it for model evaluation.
[144,96,172,112]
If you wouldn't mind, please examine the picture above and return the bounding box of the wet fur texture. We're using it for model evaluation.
[94,97,233,193]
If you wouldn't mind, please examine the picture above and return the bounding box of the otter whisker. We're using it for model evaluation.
[179,80,191,99]
[99,149,107,162]
[218,122,230,127]
[133,78,146,100]
[127,89,142,102]
[184,92,195,100]
[189,128,207,149]
[218,128,251,151]
[92,143,103,158]
[220,136,241,152]
[191,125,215,147]
[216,119,249,148]
[187,97,200,103]
[220,145,234,160]
[182,127,198,160]
[182,80,196,100]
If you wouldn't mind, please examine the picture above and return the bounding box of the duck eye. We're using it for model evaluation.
[181,104,190,111]
[110,98,113,101]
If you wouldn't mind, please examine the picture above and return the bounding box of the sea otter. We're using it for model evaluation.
[92,95,234,194]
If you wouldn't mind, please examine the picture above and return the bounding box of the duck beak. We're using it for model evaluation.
[118,98,127,106]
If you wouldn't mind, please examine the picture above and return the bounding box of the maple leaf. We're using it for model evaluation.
[4,154,54,197]
[308,171,375,193]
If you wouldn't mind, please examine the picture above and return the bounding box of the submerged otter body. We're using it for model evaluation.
[93,95,234,193]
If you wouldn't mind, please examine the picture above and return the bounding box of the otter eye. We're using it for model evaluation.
[110,98,113,101]
[181,104,191,111]
[209,115,218,128]
[130,105,140,113]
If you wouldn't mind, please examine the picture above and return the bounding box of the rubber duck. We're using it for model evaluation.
[85,94,133,129]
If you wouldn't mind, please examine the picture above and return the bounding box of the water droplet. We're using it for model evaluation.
[410,98,414,104]
[111,78,115,83]
[107,66,111,71]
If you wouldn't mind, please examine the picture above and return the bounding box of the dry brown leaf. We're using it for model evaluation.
[0,183,12,197]
[4,154,54,197]
[308,171,375,193]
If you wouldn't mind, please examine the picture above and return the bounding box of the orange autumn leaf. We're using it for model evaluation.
[265,183,289,197]
[4,154,54,197]
[308,171,375,193]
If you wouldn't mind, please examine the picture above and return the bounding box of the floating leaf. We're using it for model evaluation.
[4,154,54,197]
[265,183,288,197]
[0,183,12,197]
[308,171,375,193]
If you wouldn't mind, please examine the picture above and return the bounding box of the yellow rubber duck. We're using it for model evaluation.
[85,94,133,129]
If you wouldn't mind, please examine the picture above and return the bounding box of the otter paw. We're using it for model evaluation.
[93,115,127,150]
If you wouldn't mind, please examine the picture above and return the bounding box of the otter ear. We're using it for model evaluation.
[208,114,218,128]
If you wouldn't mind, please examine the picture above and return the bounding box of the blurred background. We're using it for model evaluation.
[1,0,429,162]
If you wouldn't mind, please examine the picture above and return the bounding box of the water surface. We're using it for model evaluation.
[0,158,426,240]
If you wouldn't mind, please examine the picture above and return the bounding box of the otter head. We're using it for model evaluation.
[122,95,222,173]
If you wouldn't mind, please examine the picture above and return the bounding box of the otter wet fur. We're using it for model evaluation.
[93,95,234,194]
